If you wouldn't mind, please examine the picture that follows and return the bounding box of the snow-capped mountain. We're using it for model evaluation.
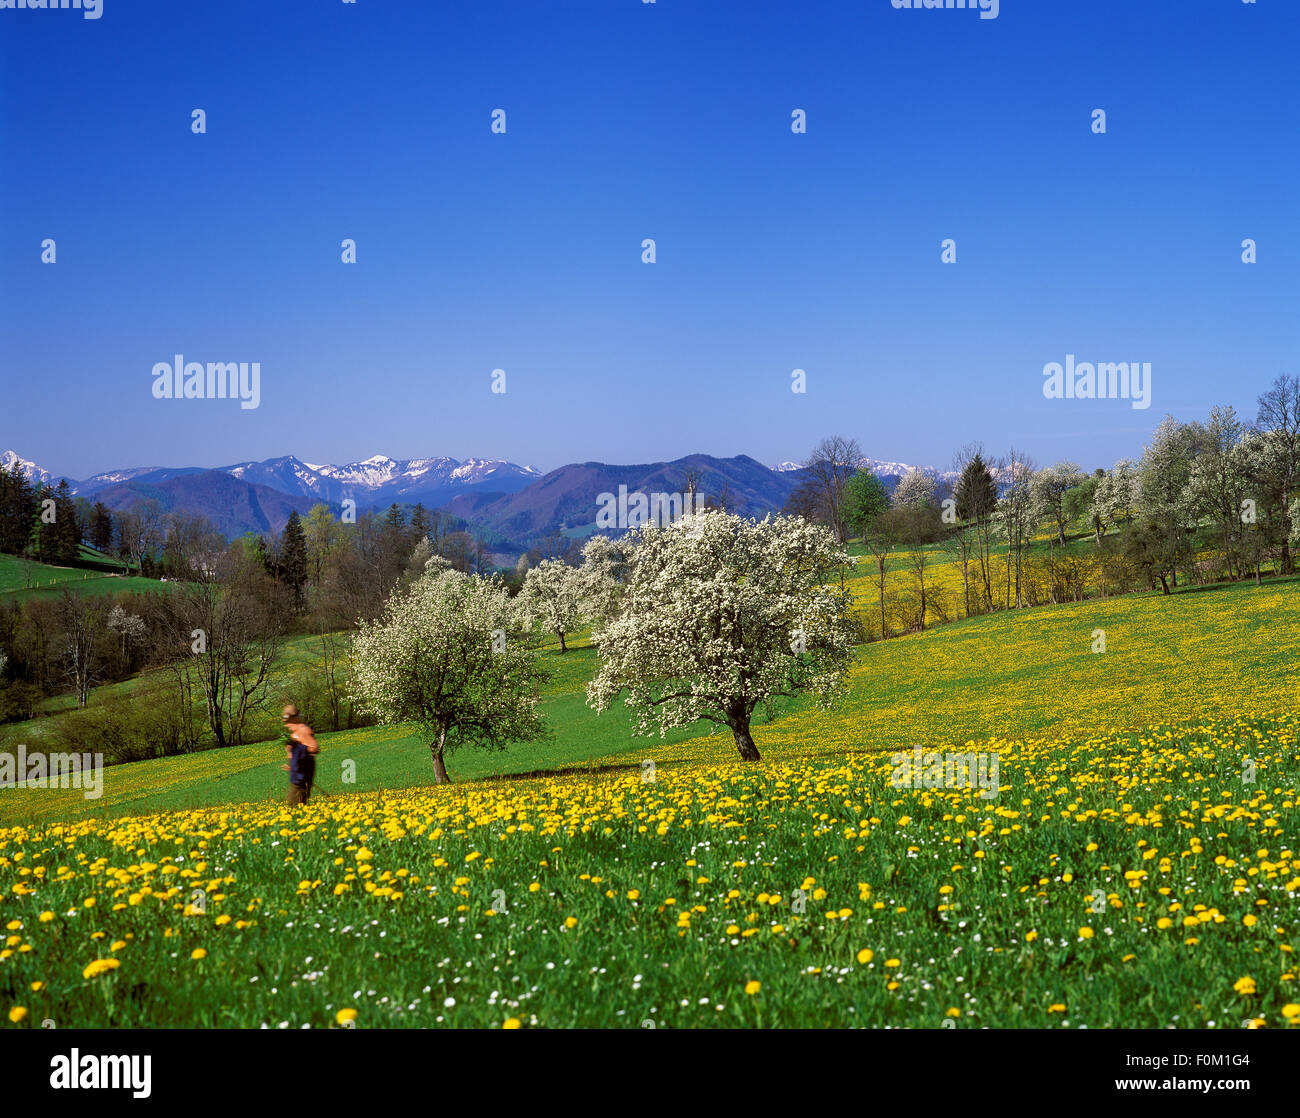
[40,450,544,538]
[0,450,53,486]
[39,450,540,506]
[773,456,948,480]
[778,456,1028,491]
[77,464,205,493]
[221,454,542,505]
[862,457,940,479]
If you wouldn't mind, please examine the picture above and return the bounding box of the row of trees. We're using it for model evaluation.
[352,510,855,779]
[0,469,81,565]
[0,476,524,760]
[783,376,1300,636]
[0,469,231,578]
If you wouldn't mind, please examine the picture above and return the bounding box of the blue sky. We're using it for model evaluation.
[3,0,1298,480]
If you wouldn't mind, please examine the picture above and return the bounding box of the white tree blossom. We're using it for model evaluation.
[106,603,147,644]
[1189,406,1251,575]
[1029,461,1086,544]
[351,567,548,783]
[515,558,587,653]
[578,534,633,631]
[1092,458,1138,533]
[587,510,856,762]
[1137,415,1204,527]
[892,468,937,510]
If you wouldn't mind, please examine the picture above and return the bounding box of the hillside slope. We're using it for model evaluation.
[4,578,1295,826]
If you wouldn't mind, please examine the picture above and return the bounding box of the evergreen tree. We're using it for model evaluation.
[90,502,115,553]
[0,464,36,556]
[53,480,78,563]
[954,452,999,612]
[279,511,309,610]
[32,483,57,563]
[954,454,997,522]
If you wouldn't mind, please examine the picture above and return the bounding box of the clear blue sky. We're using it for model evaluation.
[3,0,1298,480]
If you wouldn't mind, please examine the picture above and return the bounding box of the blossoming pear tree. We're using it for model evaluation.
[586,510,856,761]
[515,558,586,653]
[351,567,548,783]
[578,534,633,629]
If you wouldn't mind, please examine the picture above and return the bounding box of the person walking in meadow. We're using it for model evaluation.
[281,704,320,806]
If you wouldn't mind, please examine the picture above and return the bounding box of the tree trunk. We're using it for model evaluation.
[732,720,761,762]
[557,630,567,653]
[430,728,451,783]
[1158,574,1170,595]
[979,523,993,610]
[209,703,226,748]
[960,539,970,618]
[877,556,887,639]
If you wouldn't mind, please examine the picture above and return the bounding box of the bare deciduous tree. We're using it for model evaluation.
[801,436,864,541]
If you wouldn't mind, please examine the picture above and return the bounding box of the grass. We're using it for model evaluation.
[0,712,1296,1028]
[1,557,1298,1028]
[4,578,1297,825]
[0,550,163,604]
[0,635,716,825]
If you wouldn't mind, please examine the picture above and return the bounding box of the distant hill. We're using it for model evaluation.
[5,446,989,548]
[65,451,540,510]
[445,454,803,545]
[92,471,315,539]
[76,465,208,494]
[220,453,541,508]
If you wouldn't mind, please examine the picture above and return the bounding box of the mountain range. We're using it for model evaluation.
[0,448,957,555]
[73,454,542,505]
